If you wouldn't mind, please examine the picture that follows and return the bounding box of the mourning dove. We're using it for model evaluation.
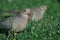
[28,5,47,21]
[0,8,30,32]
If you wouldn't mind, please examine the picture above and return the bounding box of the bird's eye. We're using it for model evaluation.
[23,10,26,12]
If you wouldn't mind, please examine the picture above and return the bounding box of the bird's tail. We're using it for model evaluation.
[0,20,12,31]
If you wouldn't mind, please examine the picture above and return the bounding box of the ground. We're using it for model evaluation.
[0,0,60,40]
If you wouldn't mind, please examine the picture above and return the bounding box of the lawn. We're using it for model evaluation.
[0,0,60,40]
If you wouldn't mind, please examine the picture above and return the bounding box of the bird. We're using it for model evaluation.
[0,8,31,33]
[28,5,47,21]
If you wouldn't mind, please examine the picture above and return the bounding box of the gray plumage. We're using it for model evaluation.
[29,5,47,21]
[0,8,30,32]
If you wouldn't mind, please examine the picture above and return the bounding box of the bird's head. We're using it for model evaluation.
[22,8,31,15]
[40,5,47,11]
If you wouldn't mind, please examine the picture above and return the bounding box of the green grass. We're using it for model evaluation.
[0,0,60,40]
